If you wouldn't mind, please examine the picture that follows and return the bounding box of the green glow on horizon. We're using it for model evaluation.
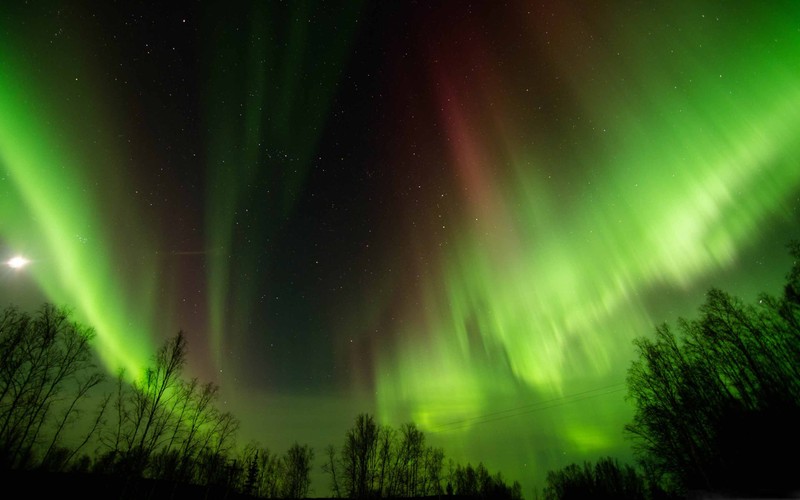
[376,1,800,485]
[0,33,155,379]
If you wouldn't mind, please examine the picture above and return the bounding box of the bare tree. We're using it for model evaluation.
[0,304,102,469]
[282,442,314,498]
[112,331,188,474]
[136,331,188,454]
[41,370,105,469]
[176,380,219,481]
[323,444,342,498]
[342,413,379,497]
[543,457,645,500]
[326,414,451,498]
[626,246,800,497]
[393,423,425,497]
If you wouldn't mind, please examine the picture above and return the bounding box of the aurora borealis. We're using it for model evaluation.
[1,1,799,495]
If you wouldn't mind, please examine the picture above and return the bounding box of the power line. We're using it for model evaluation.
[431,382,628,432]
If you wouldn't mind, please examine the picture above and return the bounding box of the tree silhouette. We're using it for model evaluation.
[341,412,379,498]
[325,413,452,498]
[86,329,248,499]
[323,443,342,498]
[282,442,314,498]
[1,304,531,499]
[128,330,189,471]
[625,243,800,497]
[0,304,104,470]
[542,457,646,500]
[449,461,522,499]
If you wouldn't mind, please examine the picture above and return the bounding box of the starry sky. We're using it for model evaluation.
[1,1,800,495]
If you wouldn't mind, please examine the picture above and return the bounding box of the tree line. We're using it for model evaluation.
[542,242,800,499]
[0,304,316,497]
[322,412,521,499]
[5,241,798,499]
[0,303,521,498]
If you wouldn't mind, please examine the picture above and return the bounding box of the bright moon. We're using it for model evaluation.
[6,256,30,269]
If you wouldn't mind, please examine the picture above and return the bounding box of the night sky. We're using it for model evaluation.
[2,1,800,496]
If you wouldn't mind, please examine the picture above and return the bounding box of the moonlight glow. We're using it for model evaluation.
[6,256,30,269]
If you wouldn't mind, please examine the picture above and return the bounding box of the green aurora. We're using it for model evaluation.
[1,1,799,495]
[0,17,158,379]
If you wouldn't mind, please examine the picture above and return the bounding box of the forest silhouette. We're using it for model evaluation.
[1,243,799,499]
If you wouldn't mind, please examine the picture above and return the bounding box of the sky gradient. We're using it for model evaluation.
[2,1,799,496]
